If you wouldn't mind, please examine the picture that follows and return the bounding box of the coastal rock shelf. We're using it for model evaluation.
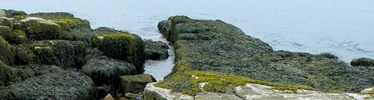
[146,16,374,99]
[0,9,155,99]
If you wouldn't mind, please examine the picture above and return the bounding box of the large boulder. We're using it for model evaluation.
[82,56,137,97]
[0,26,27,44]
[0,17,13,29]
[82,56,137,86]
[3,10,27,18]
[144,40,169,60]
[24,18,63,40]
[0,10,5,17]
[0,36,15,65]
[0,60,64,87]
[351,58,374,66]
[31,40,87,68]
[93,33,145,73]
[29,12,91,30]
[0,71,97,100]
[0,61,33,86]
[120,74,156,94]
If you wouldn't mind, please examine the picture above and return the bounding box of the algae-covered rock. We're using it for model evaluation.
[0,36,15,65]
[96,85,114,98]
[120,74,156,94]
[93,33,145,73]
[0,61,33,86]
[351,58,374,66]
[31,40,87,68]
[0,26,27,44]
[144,40,169,60]
[82,56,137,86]
[0,10,6,17]
[24,18,63,40]
[0,17,13,29]
[0,26,11,39]
[29,12,91,30]
[3,10,27,18]
[0,71,96,100]
[156,16,374,95]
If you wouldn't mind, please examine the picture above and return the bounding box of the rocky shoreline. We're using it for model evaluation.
[1,9,374,100]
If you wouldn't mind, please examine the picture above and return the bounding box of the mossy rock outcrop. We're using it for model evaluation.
[0,60,64,87]
[0,61,33,86]
[0,71,96,100]
[93,33,145,73]
[29,12,91,30]
[144,40,169,60]
[82,56,137,87]
[155,16,374,95]
[120,74,156,94]
[0,36,15,65]
[0,26,28,44]
[351,58,374,66]
[0,10,5,17]
[31,40,87,68]
[0,17,13,29]
[2,9,27,18]
[24,18,63,40]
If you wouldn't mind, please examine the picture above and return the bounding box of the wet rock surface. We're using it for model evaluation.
[144,40,169,60]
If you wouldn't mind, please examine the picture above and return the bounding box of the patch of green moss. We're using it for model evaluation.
[54,18,90,30]
[156,70,316,95]
[92,33,145,72]
[0,36,15,65]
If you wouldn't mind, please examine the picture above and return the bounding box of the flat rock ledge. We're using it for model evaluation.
[144,82,373,100]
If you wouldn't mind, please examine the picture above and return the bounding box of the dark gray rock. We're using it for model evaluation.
[144,40,169,60]
[351,58,374,66]
[0,71,96,100]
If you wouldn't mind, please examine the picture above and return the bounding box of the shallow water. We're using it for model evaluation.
[1,0,374,80]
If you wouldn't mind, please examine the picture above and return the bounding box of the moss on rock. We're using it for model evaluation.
[120,74,156,93]
[0,10,6,17]
[31,40,87,68]
[144,40,169,60]
[0,71,96,100]
[351,58,374,66]
[25,18,63,40]
[28,12,91,30]
[0,17,13,29]
[93,33,145,73]
[155,16,374,95]
[0,36,15,65]
[0,61,33,86]
[82,56,137,87]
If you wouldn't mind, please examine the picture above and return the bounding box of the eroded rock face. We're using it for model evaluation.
[144,40,169,60]
[144,83,373,100]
